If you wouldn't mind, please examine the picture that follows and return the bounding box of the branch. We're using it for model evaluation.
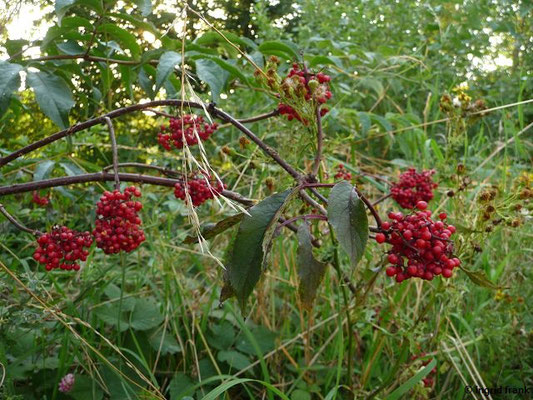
[209,105,302,179]
[104,117,120,190]
[0,204,42,235]
[22,54,155,66]
[102,163,181,178]
[372,193,391,206]
[354,187,383,228]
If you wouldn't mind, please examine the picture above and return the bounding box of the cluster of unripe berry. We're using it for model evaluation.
[32,191,49,206]
[278,63,332,123]
[157,115,218,150]
[58,373,75,393]
[334,164,352,181]
[174,176,225,207]
[92,187,145,254]
[33,226,93,271]
[390,168,438,209]
[375,201,460,283]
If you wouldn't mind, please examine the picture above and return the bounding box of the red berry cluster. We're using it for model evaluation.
[278,63,331,123]
[92,187,145,254]
[32,191,50,206]
[411,353,437,387]
[390,168,438,209]
[174,176,225,207]
[375,201,460,283]
[33,226,93,271]
[158,115,218,150]
[334,164,352,181]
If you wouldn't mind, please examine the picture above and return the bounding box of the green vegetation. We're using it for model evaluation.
[0,1,531,399]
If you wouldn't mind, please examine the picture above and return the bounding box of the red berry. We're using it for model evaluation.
[439,212,447,220]
[390,168,437,209]
[442,268,453,278]
[416,201,428,210]
[375,233,386,243]
[386,266,397,276]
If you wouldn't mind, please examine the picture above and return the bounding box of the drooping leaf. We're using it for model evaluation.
[195,58,229,101]
[130,298,164,330]
[134,0,151,16]
[258,40,299,60]
[183,213,244,244]
[138,66,155,98]
[225,190,292,308]
[327,181,368,266]
[26,71,74,129]
[297,223,327,310]
[461,267,501,290]
[155,51,181,93]
[4,39,28,59]
[57,40,84,55]
[34,160,56,181]
[0,62,22,117]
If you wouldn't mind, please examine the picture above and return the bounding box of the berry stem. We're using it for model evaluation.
[354,188,383,228]
[372,193,392,206]
[104,117,120,191]
[0,203,42,236]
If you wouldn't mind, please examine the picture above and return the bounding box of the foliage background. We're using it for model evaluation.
[0,0,531,399]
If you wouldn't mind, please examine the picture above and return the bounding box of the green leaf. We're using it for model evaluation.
[387,358,436,400]
[55,0,76,25]
[371,114,393,133]
[155,51,181,93]
[199,56,250,85]
[97,24,141,59]
[130,298,164,330]
[26,71,74,129]
[148,329,182,355]
[183,213,244,244]
[327,181,368,266]
[357,112,371,136]
[34,160,56,181]
[57,40,84,55]
[309,55,342,68]
[297,223,327,310]
[134,0,151,16]
[195,58,229,101]
[217,350,251,370]
[59,161,84,176]
[138,66,155,98]
[94,304,129,332]
[258,40,299,60]
[0,62,22,117]
[169,373,194,400]
[4,39,28,59]
[461,267,500,290]
[360,77,384,97]
[69,375,104,400]
[225,190,292,308]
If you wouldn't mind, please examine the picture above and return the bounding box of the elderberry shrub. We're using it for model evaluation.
[390,168,438,209]
[277,63,332,123]
[158,114,218,150]
[174,176,225,207]
[92,186,145,254]
[376,201,460,283]
[33,226,93,271]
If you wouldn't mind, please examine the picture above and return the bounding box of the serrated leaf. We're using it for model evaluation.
[34,160,55,181]
[327,181,368,266]
[0,62,23,117]
[461,267,500,289]
[130,298,164,330]
[371,114,393,132]
[183,213,244,244]
[226,190,292,308]
[195,58,229,101]
[258,40,299,60]
[297,223,327,310]
[134,0,151,16]
[155,51,181,93]
[26,71,74,129]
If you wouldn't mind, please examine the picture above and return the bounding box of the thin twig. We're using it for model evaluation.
[0,204,42,235]
[104,117,120,190]
[372,193,391,206]
[354,187,383,228]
